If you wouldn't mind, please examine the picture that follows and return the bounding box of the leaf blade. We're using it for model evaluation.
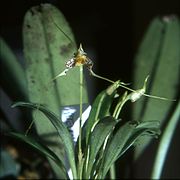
[9,132,67,178]
[133,16,180,158]
[99,121,160,179]
[85,116,117,178]
[12,102,77,179]
[84,81,119,144]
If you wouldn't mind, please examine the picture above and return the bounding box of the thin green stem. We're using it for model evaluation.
[78,65,83,179]
[151,101,180,179]
[90,71,174,101]
[79,65,83,157]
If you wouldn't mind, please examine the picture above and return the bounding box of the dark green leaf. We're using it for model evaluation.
[0,37,27,100]
[85,116,117,179]
[99,121,160,179]
[12,102,77,179]
[9,132,67,179]
[84,81,119,144]
[100,122,136,178]
[120,121,160,158]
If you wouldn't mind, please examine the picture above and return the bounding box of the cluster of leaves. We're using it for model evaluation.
[10,80,160,179]
[2,3,178,179]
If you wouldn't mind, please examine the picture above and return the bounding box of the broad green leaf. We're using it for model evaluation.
[9,132,67,179]
[12,102,77,179]
[84,81,119,144]
[23,4,88,109]
[23,4,88,177]
[85,116,117,179]
[99,121,160,179]
[133,16,180,158]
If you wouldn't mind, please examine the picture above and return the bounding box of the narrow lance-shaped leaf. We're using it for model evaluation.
[119,121,160,158]
[12,102,77,179]
[84,81,120,144]
[151,101,180,179]
[99,120,160,179]
[85,116,117,179]
[0,37,27,99]
[9,132,67,179]
[99,121,137,179]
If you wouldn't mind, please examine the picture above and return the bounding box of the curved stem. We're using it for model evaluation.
[90,70,115,84]
[90,70,174,101]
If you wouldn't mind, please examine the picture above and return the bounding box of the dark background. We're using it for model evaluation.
[1,0,180,93]
[1,0,180,179]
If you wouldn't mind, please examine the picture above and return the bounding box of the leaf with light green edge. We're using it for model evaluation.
[83,81,120,144]
[98,121,160,179]
[133,16,180,158]
[84,116,118,179]
[8,132,67,179]
[12,102,77,179]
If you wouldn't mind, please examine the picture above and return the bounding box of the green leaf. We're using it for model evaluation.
[0,37,27,100]
[84,81,119,144]
[119,121,160,158]
[151,101,180,179]
[85,116,117,179]
[133,16,180,158]
[99,121,160,179]
[8,132,67,179]
[99,122,136,178]
[23,3,88,108]
[12,102,77,179]
[23,4,88,177]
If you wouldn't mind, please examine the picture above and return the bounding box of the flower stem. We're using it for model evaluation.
[78,65,83,179]
[90,69,115,84]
